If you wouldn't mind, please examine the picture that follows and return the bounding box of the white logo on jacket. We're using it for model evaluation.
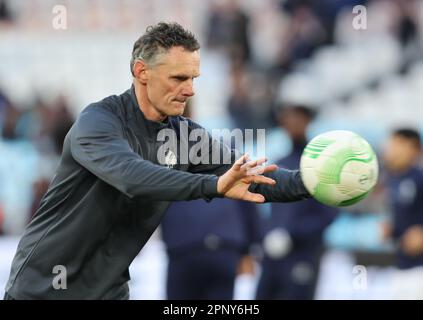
[164,149,177,169]
[398,179,416,204]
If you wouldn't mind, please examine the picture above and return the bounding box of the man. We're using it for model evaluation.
[4,22,309,300]
[383,128,423,299]
[256,105,337,300]
[162,199,260,300]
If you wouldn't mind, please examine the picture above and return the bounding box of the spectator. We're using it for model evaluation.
[276,0,327,72]
[0,0,13,25]
[162,199,261,299]
[1,104,21,140]
[256,105,338,300]
[227,63,275,131]
[206,0,251,63]
[382,128,423,299]
[0,204,4,235]
[50,95,75,154]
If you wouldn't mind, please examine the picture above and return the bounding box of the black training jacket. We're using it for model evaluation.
[5,86,309,299]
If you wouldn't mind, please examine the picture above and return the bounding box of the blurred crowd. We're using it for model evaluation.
[1,0,423,299]
[0,88,74,233]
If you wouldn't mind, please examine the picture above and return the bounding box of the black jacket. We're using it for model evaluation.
[5,86,309,299]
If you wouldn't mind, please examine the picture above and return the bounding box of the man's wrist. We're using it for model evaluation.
[202,175,224,201]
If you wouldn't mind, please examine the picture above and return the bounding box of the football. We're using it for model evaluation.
[300,130,379,207]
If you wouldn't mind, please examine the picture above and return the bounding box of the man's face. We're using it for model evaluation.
[145,46,200,118]
[280,109,310,141]
[384,135,420,172]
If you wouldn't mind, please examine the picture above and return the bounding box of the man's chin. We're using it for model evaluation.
[170,105,185,116]
[175,110,185,117]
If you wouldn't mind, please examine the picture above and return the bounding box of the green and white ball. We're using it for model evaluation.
[300,130,378,207]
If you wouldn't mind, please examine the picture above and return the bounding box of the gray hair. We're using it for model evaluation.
[130,22,200,76]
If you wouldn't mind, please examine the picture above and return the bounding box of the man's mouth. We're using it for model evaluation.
[173,100,186,105]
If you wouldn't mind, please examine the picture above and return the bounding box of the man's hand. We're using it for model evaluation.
[401,225,423,256]
[237,255,256,275]
[380,221,393,241]
[217,154,278,203]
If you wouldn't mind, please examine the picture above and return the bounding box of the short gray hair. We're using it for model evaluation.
[130,22,200,76]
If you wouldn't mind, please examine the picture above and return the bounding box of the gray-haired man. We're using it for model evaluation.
[4,22,309,299]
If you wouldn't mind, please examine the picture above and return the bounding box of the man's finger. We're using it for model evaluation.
[262,164,278,174]
[243,191,266,203]
[241,157,267,170]
[247,164,278,176]
[242,157,268,174]
[234,154,249,169]
[241,161,257,172]
[255,158,267,166]
[247,175,276,185]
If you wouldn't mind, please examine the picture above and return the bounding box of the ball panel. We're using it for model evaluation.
[340,162,377,191]
[300,167,319,194]
[338,190,371,207]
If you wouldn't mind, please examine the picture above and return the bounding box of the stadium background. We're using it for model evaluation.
[0,0,422,299]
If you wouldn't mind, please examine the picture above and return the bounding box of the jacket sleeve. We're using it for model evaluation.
[70,107,222,201]
[186,120,310,202]
[249,169,311,203]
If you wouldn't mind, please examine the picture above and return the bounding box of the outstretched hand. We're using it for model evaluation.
[217,154,278,203]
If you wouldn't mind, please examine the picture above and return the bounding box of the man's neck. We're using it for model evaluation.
[291,136,307,146]
[133,82,167,122]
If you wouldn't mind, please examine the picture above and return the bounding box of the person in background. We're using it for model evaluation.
[206,0,251,63]
[161,199,260,300]
[382,128,423,299]
[256,104,338,300]
[0,205,4,235]
[0,0,13,25]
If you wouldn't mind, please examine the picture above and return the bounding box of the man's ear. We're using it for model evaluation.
[133,60,148,85]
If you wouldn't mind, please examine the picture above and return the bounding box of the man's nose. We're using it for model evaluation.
[181,81,195,97]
